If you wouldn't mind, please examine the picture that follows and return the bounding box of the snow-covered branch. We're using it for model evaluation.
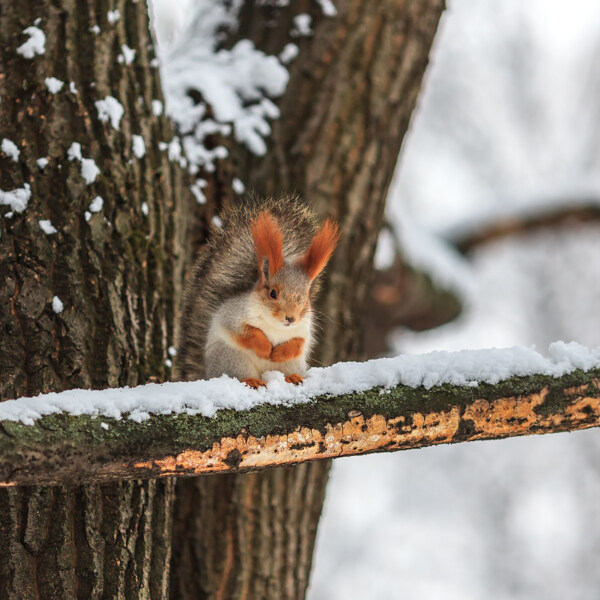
[1,345,599,487]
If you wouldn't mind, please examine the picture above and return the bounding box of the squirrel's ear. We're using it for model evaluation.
[298,218,340,281]
[251,212,284,279]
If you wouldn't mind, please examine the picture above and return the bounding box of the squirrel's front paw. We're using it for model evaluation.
[285,373,303,385]
[242,377,267,390]
[270,338,305,362]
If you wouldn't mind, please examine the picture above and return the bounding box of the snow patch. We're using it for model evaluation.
[132,135,146,158]
[0,183,31,214]
[279,43,299,64]
[291,14,313,37]
[157,4,288,172]
[81,159,100,185]
[1,138,20,161]
[44,77,64,94]
[67,142,82,161]
[152,99,163,116]
[68,142,99,185]
[16,26,46,59]
[316,0,337,16]
[37,157,48,169]
[190,180,207,204]
[118,44,136,65]
[39,220,57,235]
[141,202,149,216]
[232,178,245,195]
[95,96,124,130]
[52,296,64,314]
[1,342,598,425]
[89,196,103,213]
[107,10,120,25]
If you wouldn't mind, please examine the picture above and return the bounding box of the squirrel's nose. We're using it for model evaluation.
[285,315,295,324]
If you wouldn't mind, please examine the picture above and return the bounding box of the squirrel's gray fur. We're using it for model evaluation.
[176,196,321,381]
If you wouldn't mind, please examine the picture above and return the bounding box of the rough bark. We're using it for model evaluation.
[0,368,598,487]
[170,2,445,598]
[0,1,188,597]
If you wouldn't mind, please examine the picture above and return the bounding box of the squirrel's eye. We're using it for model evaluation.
[270,289,277,300]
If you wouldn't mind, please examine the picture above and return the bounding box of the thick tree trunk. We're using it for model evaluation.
[170,1,445,598]
[0,1,188,597]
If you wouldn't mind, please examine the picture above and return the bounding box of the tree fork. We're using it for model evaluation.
[1,368,598,487]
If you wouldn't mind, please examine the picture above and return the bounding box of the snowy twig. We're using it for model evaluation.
[0,366,598,487]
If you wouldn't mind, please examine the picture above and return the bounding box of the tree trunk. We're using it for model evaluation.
[0,0,188,597]
[170,1,445,598]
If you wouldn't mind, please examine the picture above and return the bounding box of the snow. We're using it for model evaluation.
[132,134,146,158]
[67,142,82,161]
[190,181,207,204]
[141,202,149,216]
[107,10,120,25]
[279,43,299,64]
[90,25,101,35]
[16,26,46,59]
[168,346,177,357]
[153,0,288,172]
[291,14,313,37]
[37,157,48,169]
[81,158,100,185]
[152,99,163,116]
[89,196,103,213]
[1,342,597,426]
[44,77,64,94]
[118,44,136,65]
[95,96,124,130]
[232,177,245,194]
[52,296,63,314]
[39,220,57,235]
[316,0,337,17]
[0,183,31,213]
[69,82,78,95]
[211,215,223,228]
[68,142,99,184]
[1,138,20,161]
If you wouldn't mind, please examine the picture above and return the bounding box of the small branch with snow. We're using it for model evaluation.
[0,345,599,486]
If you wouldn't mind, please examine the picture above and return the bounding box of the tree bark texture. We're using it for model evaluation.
[0,368,598,487]
[170,1,445,599]
[0,1,188,597]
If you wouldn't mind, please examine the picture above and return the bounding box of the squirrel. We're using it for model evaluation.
[176,196,340,389]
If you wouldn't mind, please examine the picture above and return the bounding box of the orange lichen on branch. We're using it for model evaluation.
[129,381,600,479]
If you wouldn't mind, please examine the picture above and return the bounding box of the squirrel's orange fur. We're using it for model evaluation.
[297,218,340,281]
[234,325,272,360]
[270,337,305,362]
[251,212,284,276]
[176,196,339,387]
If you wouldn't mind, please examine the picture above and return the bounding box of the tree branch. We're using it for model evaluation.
[452,203,600,254]
[1,368,598,487]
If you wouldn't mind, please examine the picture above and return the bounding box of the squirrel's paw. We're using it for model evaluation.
[242,377,267,390]
[285,373,303,385]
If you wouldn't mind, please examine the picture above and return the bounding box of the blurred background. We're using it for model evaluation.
[309,0,600,598]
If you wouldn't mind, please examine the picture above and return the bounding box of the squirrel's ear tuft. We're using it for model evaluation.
[298,217,340,281]
[251,212,284,278]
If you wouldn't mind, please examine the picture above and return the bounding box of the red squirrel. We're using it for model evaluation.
[176,197,339,388]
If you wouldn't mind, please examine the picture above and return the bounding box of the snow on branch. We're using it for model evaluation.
[0,344,599,486]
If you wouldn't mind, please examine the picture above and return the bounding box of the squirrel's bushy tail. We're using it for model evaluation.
[176,196,321,381]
